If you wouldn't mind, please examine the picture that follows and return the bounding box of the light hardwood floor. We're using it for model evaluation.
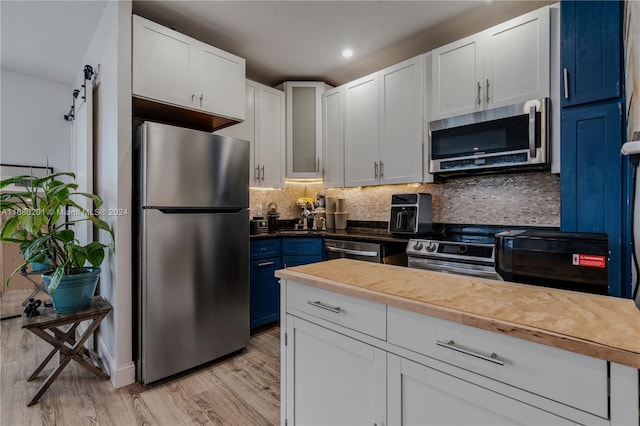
[1,318,280,425]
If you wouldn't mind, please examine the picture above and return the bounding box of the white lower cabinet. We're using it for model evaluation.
[387,355,573,426]
[285,315,386,426]
[281,280,637,426]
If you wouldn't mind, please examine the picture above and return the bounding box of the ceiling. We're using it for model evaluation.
[1,1,549,88]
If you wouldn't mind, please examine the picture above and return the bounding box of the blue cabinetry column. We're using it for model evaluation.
[560,0,630,297]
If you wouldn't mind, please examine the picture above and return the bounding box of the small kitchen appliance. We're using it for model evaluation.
[267,202,279,231]
[495,230,609,295]
[406,238,499,280]
[389,193,433,235]
[250,218,268,235]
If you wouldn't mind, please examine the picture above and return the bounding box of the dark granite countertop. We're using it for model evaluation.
[250,227,410,245]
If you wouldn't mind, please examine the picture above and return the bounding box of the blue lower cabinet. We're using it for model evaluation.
[281,238,323,267]
[250,256,282,329]
[561,101,629,297]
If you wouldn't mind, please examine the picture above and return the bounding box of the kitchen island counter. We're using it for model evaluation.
[275,258,640,368]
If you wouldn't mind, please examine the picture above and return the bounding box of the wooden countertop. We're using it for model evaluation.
[275,259,640,369]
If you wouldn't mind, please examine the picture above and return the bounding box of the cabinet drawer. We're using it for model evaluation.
[387,307,608,418]
[282,237,323,256]
[287,281,386,340]
[250,239,281,260]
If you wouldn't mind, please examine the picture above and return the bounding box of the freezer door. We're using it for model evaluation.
[139,208,249,384]
[139,121,249,208]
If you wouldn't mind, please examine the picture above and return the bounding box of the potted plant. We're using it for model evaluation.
[0,172,114,313]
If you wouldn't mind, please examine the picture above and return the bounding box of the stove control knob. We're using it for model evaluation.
[458,245,468,254]
[426,242,437,252]
[412,241,423,251]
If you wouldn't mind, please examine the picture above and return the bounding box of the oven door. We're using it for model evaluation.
[408,257,500,280]
[325,239,382,263]
[429,98,549,175]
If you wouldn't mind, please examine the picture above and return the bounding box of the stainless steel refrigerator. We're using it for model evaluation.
[134,121,250,384]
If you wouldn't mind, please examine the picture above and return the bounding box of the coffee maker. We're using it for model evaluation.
[267,202,279,231]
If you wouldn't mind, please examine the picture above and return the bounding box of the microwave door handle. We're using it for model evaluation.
[528,105,536,157]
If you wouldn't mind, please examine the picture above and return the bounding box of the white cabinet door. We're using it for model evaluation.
[216,81,284,188]
[322,86,344,188]
[257,85,285,189]
[344,73,380,187]
[431,33,483,120]
[286,316,386,426]
[132,15,192,109]
[192,41,245,120]
[379,56,423,185]
[216,82,256,184]
[484,6,550,109]
[388,354,575,426]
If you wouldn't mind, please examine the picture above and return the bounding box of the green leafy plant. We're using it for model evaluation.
[0,172,114,294]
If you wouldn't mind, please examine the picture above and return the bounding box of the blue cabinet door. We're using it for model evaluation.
[561,100,626,296]
[250,256,282,329]
[560,0,622,107]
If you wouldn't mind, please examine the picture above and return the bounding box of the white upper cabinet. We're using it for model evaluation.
[431,33,484,119]
[216,80,284,188]
[257,85,286,188]
[431,5,550,120]
[132,15,246,121]
[379,56,424,185]
[344,56,424,188]
[344,73,380,187]
[484,6,550,110]
[279,81,331,179]
[322,86,345,188]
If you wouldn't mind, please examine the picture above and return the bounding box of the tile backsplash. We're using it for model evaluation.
[250,172,560,227]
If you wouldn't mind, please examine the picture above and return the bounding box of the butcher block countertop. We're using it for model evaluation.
[275,259,640,369]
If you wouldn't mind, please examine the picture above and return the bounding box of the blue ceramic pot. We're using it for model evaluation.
[42,267,100,313]
[30,262,51,272]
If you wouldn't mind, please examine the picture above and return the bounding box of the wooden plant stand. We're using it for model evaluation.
[21,296,112,406]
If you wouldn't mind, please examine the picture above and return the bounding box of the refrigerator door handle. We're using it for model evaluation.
[153,207,246,214]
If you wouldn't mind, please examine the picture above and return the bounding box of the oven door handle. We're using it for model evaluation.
[326,246,379,257]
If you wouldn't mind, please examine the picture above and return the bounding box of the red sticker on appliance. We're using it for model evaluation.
[572,254,606,268]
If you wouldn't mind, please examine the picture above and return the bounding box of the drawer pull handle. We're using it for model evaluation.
[257,261,275,267]
[307,300,341,314]
[436,340,504,366]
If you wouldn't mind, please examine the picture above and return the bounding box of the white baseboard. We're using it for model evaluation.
[97,334,135,388]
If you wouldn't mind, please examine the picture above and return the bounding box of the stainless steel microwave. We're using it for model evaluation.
[429,98,550,176]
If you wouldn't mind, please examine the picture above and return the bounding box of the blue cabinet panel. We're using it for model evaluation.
[560,0,622,107]
[283,255,323,268]
[250,256,282,329]
[561,101,626,296]
[282,238,323,256]
[282,237,323,268]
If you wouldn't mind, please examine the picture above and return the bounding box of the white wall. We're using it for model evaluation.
[0,69,71,172]
[76,0,133,388]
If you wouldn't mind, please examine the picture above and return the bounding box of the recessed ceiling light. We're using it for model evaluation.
[342,49,354,58]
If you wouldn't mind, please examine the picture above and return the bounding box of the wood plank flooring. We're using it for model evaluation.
[1,317,280,425]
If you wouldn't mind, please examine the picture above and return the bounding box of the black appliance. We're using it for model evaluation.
[388,193,433,235]
[495,230,609,295]
[429,98,550,176]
